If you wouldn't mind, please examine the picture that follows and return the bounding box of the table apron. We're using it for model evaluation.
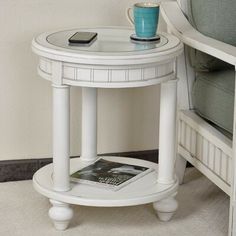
[37,57,177,88]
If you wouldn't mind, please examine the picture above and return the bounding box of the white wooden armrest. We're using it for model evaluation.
[160,1,236,67]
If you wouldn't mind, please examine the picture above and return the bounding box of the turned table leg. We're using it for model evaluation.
[49,84,73,230]
[80,87,97,162]
[153,79,178,221]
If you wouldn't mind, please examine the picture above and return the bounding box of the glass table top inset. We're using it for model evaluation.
[46,28,168,55]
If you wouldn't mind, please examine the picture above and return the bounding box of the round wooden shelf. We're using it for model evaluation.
[33,156,178,207]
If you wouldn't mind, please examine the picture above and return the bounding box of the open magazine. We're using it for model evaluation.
[70,158,154,191]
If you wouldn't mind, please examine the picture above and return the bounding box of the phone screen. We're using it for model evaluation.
[68,32,97,44]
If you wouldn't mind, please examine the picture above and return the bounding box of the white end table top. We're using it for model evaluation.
[32,27,183,88]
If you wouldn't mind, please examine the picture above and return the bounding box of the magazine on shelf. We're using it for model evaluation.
[70,158,154,191]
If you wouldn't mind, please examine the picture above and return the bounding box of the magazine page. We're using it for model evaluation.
[70,158,153,191]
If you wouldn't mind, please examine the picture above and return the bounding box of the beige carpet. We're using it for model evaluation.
[0,168,229,236]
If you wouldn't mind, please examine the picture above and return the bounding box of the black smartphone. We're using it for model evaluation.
[68,32,97,44]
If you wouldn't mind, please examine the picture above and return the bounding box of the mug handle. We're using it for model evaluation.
[126,8,134,25]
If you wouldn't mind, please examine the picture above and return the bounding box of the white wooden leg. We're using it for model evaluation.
[158,79,177,185]
[155,79,178,221]
[52,84,71,191]
[229,199,233,236]
[51,85,73,230]
[229,197,236,236]
[229,67,236,236]
[49,199,74,231]
[175,154,187,184]
[81,87,97,162]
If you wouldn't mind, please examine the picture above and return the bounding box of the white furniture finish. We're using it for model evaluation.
[161,2,236,236]
[32,27,183,230]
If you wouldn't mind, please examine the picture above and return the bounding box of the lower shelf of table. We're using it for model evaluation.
[33,156,178,207]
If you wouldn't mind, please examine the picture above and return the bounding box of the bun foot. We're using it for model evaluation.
[48,199,74,230]
[153,196,178,221]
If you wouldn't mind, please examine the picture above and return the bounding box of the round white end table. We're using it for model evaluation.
[32,27,183,230]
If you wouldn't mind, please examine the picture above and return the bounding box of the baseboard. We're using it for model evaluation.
[0,150,159,182]
[0,149,192,182]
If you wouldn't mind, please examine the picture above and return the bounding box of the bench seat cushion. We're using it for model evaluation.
[192,70,235,135]
[187,0,236,71]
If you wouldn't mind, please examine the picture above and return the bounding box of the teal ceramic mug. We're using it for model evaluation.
[126,2,159,38]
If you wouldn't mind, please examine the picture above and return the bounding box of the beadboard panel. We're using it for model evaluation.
[178,110,232,194]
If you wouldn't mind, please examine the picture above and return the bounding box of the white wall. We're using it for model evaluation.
[0,0,164,160]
